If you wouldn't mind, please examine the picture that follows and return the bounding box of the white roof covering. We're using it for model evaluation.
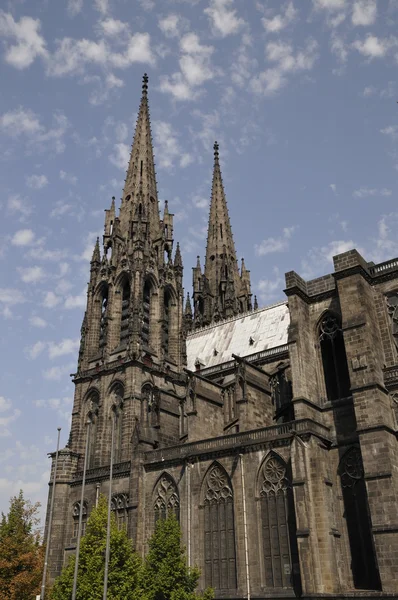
[186,301,290,371]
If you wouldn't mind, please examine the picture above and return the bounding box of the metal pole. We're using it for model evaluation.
[103,406,116,600]
[72,418,91,600]
[40,427,61,600]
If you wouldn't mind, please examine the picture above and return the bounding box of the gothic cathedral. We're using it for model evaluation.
[45,75,398,599]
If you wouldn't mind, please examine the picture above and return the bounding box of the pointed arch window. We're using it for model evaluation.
[203,464,237,592]
[87,393,100,468]
[339,447,381,590]
[110,384,124,463]
[111,493,129,531]
[163,289,171,356]
[120,281,130,345]
[259,455,301,592]
[153,474,180,524]
[319,314,351,402]
[142,280,151,347]
[99,286,109,351]
[72,501,88,538]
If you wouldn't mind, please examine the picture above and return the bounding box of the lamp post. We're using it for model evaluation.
[40,427,61,600]
[72,417,91,600]
[103,404,117,600]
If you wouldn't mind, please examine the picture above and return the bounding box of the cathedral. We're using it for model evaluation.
[45,75,398,598]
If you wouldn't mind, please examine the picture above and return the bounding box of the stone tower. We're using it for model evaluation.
[192,142,252,328]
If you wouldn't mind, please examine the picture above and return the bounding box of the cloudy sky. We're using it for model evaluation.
[1,0,398,521]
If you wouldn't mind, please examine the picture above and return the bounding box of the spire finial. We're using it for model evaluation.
[142,73,148,95]
[91,237,100,264]
[214,141,219,161]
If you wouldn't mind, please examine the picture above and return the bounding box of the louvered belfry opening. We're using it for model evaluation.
[204,464,237,593]
[120,281,130,346]
[142,280,151,347]
[259,455,301,593]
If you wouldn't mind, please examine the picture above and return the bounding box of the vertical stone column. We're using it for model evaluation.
[334,250,398,591]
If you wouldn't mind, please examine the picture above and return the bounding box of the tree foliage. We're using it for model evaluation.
[0,490,44,600]
[50,495,140,600]
[134,514,213,600]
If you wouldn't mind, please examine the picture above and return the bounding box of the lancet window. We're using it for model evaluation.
[72,501,88,538]
[110,384,124,463]
[99,286,109,351]
[87,393,99,468]
[142,280,151,347]
[203,464,237,592]
[153,474,180,524]
[339,447,381,590]
[258,454,301,592]
[111,493,129,531]
[163,290,171,356]
[120,281,130,345]
[319,313,351,402]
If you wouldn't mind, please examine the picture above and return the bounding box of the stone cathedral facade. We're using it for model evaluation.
[45,76,398,599]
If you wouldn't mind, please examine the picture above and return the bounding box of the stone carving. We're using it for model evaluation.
[386,294,398,352]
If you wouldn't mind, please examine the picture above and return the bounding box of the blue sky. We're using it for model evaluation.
[0,0,398,522]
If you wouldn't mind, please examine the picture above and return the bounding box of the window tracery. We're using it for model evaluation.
[111,493,129,531]
[203,464,236,592]
[72,500,88,538]
[319,313,351,402]
[258,455,301,592]
[153,475,180,523]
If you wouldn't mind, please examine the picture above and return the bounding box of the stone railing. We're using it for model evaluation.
[73,460,131,483]
[198,344,289,377]
[145,419,331,465]
[370,258,398,276]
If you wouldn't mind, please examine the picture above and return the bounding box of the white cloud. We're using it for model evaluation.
[252,38,318,96]
[43,291,61,308]
[0,11,48,69]
[262,2,297,33]
[255,226,296,256]
[180,153,193,167]
[372,213,398,263]
[11,229,35,246]
[153,121,192,170]
[0,398,21,437]
[257,268,283,303]
[380,125,398,138]
[330,183,337,193]
[331,32,348,63]
[64,292,86,309]
[0,288,25,311]
[313,0,346,11]
[67,0,83,16]
[0,107,41,137]
[109,142,130,170]
[7,195,33,219]
[43,364,74,381]
[160,33,215,101]
[352,0,377,26]
[59,170,77,185]
[30,315,47,328]
[18,265,46,284]
[192,195,209,209]
[158,14,187,38]
[34,396,72,422]
[48,338,79,359]
[352,35,395,59]
[0,107,68,154]
[26,174,48,189]
[205,0,245,37]
[353,187,392,198]
[0,397,12,413]
[94,0,109,14]
[300,239,359,279]
[99,18,129,36]
[26,340,46,360]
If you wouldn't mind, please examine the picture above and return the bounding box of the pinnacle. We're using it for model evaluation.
[91,237,100,263]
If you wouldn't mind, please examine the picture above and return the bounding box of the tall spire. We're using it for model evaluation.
[119,73,160,239]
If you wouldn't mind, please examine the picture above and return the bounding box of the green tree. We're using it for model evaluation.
[50,495,140,600]
[0,490,44,600]
[134,514,213,600]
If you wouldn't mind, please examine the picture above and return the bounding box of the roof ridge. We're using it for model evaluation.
[186,299,288,339]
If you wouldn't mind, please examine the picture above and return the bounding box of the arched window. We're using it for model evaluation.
[142,280,151,347]
[339,447,381,590]
[319,314,351,402]
[99,286,109,351]
[120,281,130,346]
[110,384,124,463]
[111,493,129,531]
[203,464,237,592]
[72,501,88,538]
[163,289,171,356]
[153,474,180,524]
[87,393,99,468]
[258,454,301,592]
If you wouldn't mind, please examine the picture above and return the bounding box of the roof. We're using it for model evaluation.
[186,301,290,371]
